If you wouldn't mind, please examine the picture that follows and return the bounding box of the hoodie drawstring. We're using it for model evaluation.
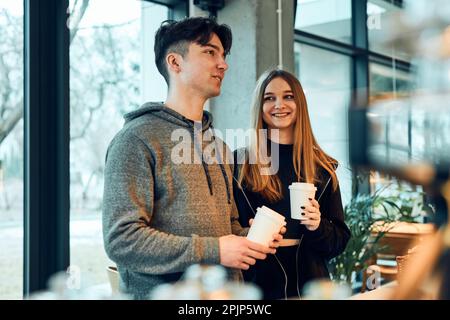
[193,128,214,196]
[218,162,232,204]
[191,122,232,204]
[210,126,232,205]
[202,161,214,196]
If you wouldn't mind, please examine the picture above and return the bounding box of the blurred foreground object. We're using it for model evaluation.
[350,0,450,299]
[391,181,450,299]
[350,0,450,179]
[150,264,261,300]
[27,270,130,300]
[302,279,352,300]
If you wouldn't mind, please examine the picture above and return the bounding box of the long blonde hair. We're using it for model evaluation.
[238,69,338,202]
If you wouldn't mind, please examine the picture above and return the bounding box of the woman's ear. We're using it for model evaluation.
[166,53,181,74]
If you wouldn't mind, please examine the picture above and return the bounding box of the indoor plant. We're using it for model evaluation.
[328,185,424,287]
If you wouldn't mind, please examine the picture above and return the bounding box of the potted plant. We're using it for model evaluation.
[328,185,424,289]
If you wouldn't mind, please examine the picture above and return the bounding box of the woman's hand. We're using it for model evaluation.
[300,198,321,231]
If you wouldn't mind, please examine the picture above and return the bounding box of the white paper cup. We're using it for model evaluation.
[246,206,286,247]
[289,183,317,220]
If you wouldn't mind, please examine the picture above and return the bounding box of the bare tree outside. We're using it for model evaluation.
[69,0,143,292]
[69,0,141,214]
[0,7,23,221]
[0,1,24,300]
[0,0,167,298]
[0,0,142,216]
[0,9,23,146]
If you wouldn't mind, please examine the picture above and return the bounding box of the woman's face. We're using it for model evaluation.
[262,77,297,132]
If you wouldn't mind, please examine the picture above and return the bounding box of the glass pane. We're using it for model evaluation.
[369,63,413,164]
[369,63,413,99]
[295,0,352,44]
[410,94,450,166]
[69,0,168,292]
[367,0,411,61]
[0,1,24,299]
[368,62,423,203]
[295,43,352,205]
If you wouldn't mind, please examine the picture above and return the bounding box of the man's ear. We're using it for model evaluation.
[166,53,181,74]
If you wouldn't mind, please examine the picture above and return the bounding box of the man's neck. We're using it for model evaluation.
[165,84,206,122]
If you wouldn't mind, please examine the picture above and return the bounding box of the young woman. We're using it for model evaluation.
[233,69,351,299]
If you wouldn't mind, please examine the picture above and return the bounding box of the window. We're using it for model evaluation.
[0,0,24,299]
[295,0,352,44]
[367,61,424,216]
[367,0,411,61]
[368,63,413,164]
[295,43,352,205]
[368,63,412,163]
[370,63,412,99]
[69,0,168,290]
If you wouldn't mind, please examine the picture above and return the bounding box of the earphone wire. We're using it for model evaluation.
[233,175,290,299]
[317,176,331,202]
[232,175,257,217]
[233,171,332,300]
[274,254,289,300]
[296,234,304,299]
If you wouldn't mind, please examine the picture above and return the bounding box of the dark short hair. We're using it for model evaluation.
[154,17,232,85]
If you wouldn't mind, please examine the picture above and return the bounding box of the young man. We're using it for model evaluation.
[102,17,281,299]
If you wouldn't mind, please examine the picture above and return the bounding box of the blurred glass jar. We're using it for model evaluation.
[28,271,131,300]
[302,279,352,300]
[149,264,261,300]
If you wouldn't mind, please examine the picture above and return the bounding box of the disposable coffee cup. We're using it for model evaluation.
[247,206,286,247]
[289,182,317,220]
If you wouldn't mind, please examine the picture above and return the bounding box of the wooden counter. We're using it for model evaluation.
[350,281,398,300]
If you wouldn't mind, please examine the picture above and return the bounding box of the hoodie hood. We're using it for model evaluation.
[122,102,231,204]
[124,102,213,132]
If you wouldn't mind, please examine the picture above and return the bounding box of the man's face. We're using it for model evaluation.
[179,33,229,99]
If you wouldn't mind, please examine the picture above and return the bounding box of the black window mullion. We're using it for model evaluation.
[352,0,368,94]
[350,0,370,196]
[24,0,70,297]
[294,29,364,56]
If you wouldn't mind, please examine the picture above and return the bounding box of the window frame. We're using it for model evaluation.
[24,0,70,296]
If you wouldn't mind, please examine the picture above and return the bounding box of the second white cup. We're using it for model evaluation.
[289,182,317,220]
[246,206,286,247]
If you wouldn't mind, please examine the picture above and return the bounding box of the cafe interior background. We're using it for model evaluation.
[0,0,449,299]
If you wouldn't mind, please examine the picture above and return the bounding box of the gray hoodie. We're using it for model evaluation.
[102,102,247,299]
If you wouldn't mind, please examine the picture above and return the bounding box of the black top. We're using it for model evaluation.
[233,143,351,299]
[235,142,308,238]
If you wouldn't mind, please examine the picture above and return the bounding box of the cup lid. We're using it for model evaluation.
[289,182,317,191]
[257,206,285,224]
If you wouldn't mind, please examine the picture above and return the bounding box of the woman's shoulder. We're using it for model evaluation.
[316,162,338,182]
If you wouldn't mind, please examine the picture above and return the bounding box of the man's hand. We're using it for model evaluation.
[219,234,275,270]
